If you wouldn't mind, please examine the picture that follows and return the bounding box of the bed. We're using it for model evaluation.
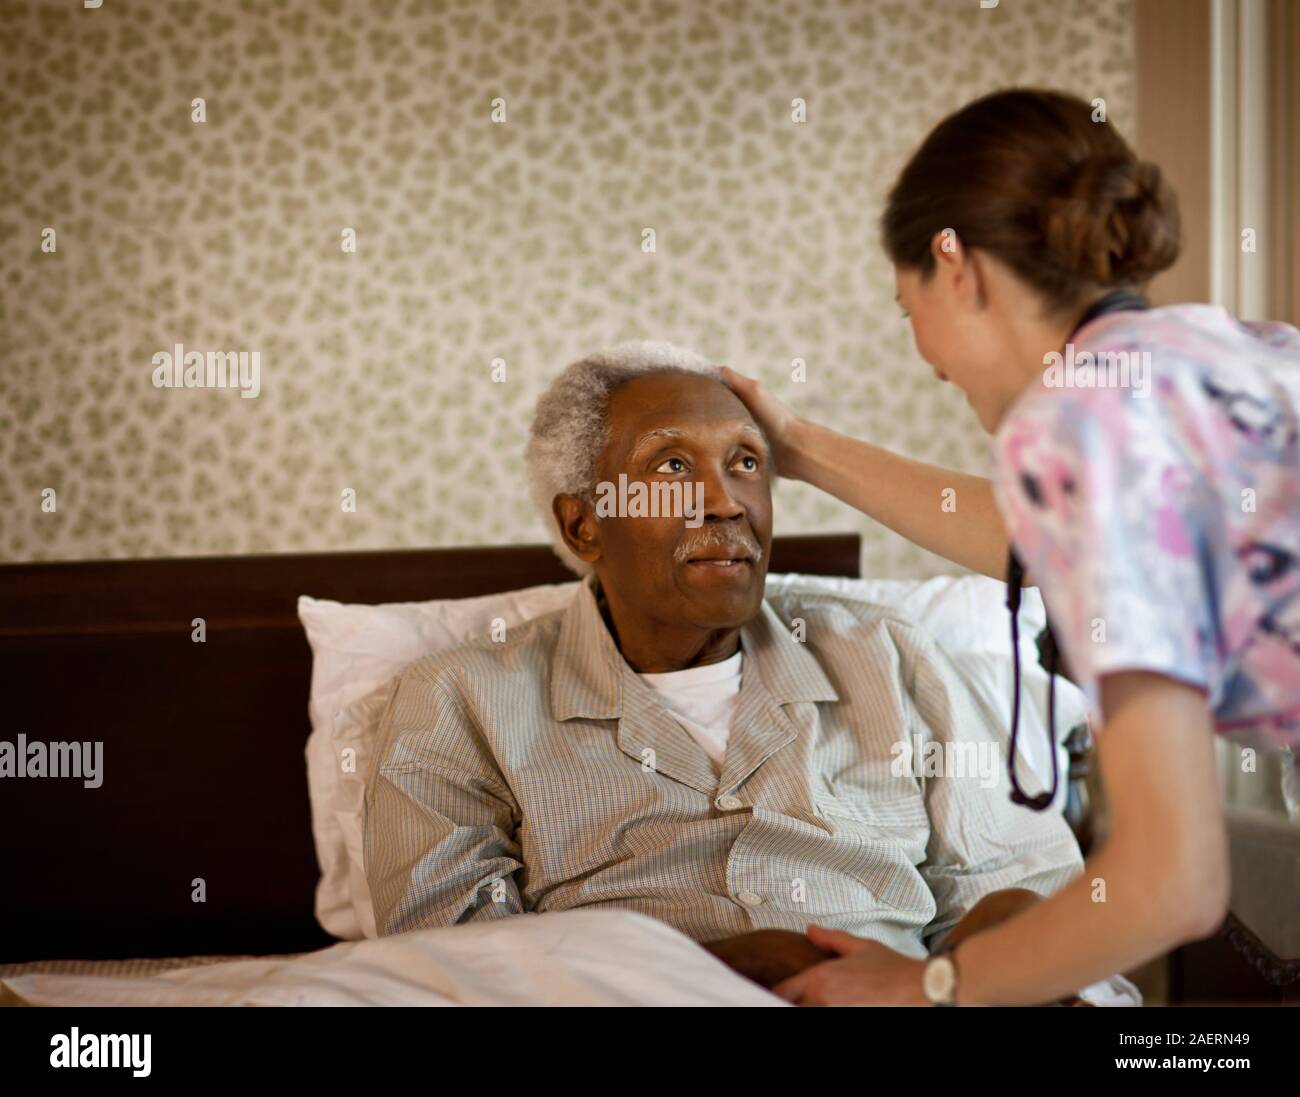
[0,532,1229,1005]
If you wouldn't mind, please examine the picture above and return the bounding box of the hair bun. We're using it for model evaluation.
[1041,155,1181,287]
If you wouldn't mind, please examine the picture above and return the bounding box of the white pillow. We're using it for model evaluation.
[299,581,579,940]
[764,573,1047,659]
[299,572,1085,941]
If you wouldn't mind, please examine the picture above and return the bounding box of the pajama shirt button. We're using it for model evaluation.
[737,890,764,907]
[717,795,743,810]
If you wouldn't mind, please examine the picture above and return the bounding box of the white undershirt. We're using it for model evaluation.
[637,648,743,773]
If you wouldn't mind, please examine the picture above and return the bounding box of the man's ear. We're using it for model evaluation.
[552,493,601,565]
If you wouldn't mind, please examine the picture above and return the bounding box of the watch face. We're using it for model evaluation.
[923,956,956,1003]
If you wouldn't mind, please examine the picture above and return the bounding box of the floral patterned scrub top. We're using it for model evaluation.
[992,304,1300,750]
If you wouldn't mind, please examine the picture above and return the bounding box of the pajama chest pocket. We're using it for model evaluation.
[813,789,933,913]
[814,790,930,845]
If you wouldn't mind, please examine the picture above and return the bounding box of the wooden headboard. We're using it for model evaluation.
[0,534,860,962]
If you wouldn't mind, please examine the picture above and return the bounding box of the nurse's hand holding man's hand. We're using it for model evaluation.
[770,889,1096,1006]
[773,927,931,1006]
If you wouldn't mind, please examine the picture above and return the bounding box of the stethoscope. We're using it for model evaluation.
[1004,289,1151,810]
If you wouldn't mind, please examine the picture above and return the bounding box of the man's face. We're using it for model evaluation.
[562,371,773,633]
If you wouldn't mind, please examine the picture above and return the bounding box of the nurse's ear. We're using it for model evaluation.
[929,228,986,312]
[928,226,965,270]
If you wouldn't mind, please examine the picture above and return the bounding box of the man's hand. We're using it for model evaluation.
[771,930,929,1005]
[701,929,836,990]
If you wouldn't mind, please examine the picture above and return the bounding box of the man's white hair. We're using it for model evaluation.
[525,340,723,576]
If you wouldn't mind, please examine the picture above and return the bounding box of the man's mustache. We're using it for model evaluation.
[672,526,765,565]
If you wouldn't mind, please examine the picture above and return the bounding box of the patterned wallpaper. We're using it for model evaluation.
[0,0,1136,575]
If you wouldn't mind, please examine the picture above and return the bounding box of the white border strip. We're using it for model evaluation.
[1210,0,1272,319]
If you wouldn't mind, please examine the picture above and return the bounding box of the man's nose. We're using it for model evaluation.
[695,466,746,522]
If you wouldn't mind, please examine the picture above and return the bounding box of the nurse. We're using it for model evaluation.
[722,87,1300,1006]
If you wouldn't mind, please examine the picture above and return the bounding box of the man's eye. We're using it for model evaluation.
[734,454,759,472]
[655,457,687,474]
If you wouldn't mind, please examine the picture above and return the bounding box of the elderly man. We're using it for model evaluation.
[363,341,1116,1004]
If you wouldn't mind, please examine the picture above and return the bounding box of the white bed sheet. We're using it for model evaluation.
[1,910,783,1007]
[1,908,1140,1007]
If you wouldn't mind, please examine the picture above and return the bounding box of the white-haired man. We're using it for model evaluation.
[364,341,1129,1005]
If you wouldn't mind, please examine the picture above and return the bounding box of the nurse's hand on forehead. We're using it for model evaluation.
[719,363,1021,585]
[718,366,804,478]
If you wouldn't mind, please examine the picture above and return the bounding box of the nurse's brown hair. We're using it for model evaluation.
[880,88,1181,314]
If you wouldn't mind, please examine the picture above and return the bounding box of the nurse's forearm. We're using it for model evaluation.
[949,844,1207,1005]
[784,418,1020,582]
[951,675,1229,1006]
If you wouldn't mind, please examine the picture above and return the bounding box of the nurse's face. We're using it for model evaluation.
[893,254,1015,433]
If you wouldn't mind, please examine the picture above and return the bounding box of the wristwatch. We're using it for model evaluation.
[922,946,960,1006]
